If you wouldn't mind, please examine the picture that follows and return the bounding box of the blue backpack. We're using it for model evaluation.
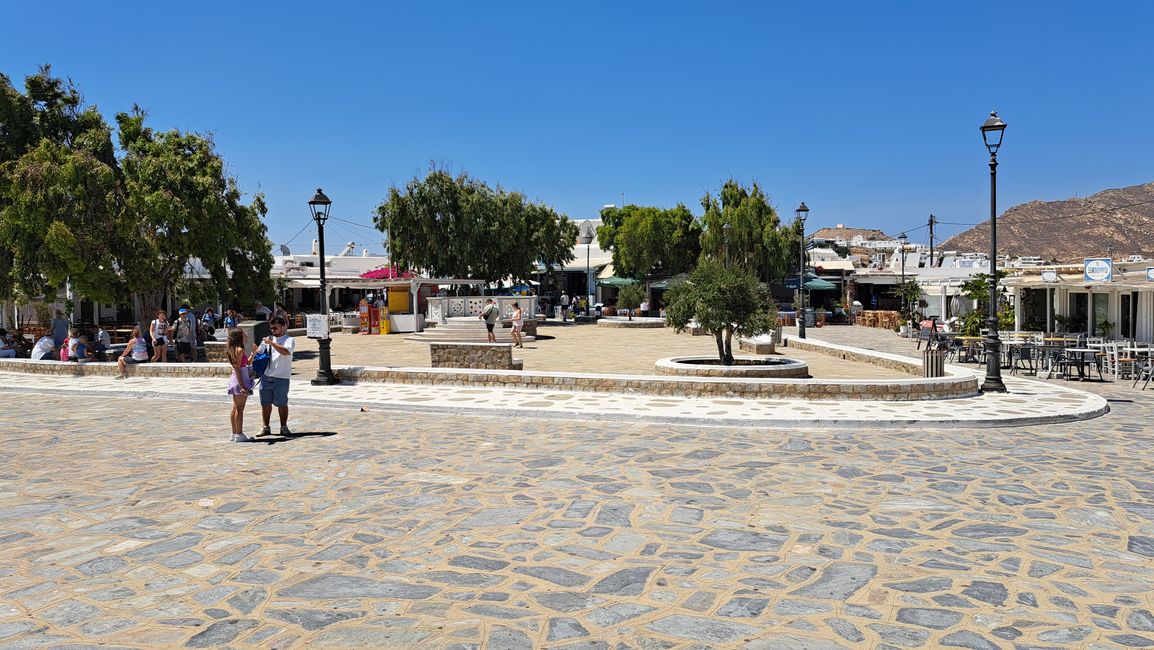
[251,345,271,379]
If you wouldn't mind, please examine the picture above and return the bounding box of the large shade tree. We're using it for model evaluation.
[596,204,701,280]
[116,108,272,311]
[699,179,797,284]
[0,67,123,303]
[374,167,577,281]
[0,66,273,316]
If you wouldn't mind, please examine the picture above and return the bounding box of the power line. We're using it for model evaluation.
[329,216,383,233]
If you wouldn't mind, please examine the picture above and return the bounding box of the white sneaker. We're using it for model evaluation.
[258,425,271,437]
[232,434,254,443]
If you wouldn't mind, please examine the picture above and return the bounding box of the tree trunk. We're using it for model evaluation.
[714,330,726,363]
[723,325,734,365]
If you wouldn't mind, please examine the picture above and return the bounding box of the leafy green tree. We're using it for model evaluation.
[664,259,776,365]
[0,67,123,304]
[699,179,796,283]
[374,166,577,281]
[596,204,701,280]
[959,271,1013,334]
[116,108,273,310]
[615,283,644,320]
[0,67,273,316]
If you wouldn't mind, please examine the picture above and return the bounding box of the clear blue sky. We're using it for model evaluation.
[4,1,1151,254]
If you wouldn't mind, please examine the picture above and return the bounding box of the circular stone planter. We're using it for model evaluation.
[596,317,666,328]
[655,355,809,378]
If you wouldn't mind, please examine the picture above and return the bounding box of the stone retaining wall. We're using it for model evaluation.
[0,359,229,379]
[596,318,666,328]
[430,343,523,370]
[333,366,976,401]
[784,336,923,376]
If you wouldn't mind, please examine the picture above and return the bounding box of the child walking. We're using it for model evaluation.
[226,328,256,442]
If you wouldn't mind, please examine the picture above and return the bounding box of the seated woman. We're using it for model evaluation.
[0,329,16,358]
[116,327,151,379]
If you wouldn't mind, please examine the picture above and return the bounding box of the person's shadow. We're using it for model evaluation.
[256,431,338,445]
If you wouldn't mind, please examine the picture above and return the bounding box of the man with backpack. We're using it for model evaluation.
[173,309,197,362]
[257,316,296,437]
[479,299,500,343]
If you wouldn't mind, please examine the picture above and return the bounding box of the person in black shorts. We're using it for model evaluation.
[479,299,500,343]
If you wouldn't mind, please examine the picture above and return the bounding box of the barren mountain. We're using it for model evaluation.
[940,181,1154,262]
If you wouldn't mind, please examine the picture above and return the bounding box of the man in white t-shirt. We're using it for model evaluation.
[254,300,273,321]
[30,335,56,361]
[258,316,296,437]
[560,292,570,322]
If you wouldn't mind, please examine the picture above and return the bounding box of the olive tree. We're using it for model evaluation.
[664,259,775,365]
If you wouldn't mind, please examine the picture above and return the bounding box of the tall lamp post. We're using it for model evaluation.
[722,222,732,266]
[796,202,809,339]
[578,221,595,307]
[980,111,1007,393]
[897,232,908,318]
[309,188,340,386]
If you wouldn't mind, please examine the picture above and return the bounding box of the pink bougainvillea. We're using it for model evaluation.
[359,267,414,280]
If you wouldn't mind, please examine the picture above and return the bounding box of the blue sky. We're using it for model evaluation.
[4,1,1151,255]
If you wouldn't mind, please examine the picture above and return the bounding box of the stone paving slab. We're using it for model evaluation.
[0,389,1152,649]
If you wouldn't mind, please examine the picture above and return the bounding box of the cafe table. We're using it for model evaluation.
[1063,348,1101,381]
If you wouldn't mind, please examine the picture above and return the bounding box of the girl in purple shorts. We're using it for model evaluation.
[226,328,256,442]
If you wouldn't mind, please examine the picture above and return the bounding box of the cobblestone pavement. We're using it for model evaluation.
[2,372,1153,648]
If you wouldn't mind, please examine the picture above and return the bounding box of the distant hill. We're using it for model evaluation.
[811,226,891,242]
[941,181,1154,262]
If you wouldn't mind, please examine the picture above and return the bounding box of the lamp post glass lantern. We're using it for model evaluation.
[980,112,1007,393]
[796,202,809,339]
[308,188,340,385]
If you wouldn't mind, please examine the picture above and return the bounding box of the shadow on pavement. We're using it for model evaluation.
[257,431,338,445]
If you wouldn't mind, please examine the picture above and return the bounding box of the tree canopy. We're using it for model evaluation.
[664,259,776,364]
[374,167,577,281]
[596,204,701,280]
[699,179,797,284]
[0,66,273,312]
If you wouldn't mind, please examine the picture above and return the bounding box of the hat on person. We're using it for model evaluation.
[179,308,189,314]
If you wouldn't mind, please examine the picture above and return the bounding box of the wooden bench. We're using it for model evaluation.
[430,342,523,370]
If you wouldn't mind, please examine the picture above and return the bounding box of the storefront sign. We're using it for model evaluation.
[306,314,330,339]
[1083,258,1113,283]
[1041,270,1058,283]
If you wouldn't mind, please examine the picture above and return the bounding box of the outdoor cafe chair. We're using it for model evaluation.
[1009,344,1036,375]
[1134,359,1153,390]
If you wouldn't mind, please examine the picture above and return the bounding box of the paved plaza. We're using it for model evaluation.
[1,327,1152,648]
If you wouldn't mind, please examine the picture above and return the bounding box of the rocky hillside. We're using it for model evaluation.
[940,181,1154,262]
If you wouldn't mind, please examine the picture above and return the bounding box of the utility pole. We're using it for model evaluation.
[928,214,937,268]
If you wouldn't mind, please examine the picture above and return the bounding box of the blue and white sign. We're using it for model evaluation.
[1084,258,1113,283]
[1041,270,1058,283]
[1147,267,1154,282]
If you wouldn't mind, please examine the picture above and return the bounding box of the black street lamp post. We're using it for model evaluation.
[796,202,809,339]
[309,188,340,386]
[578,221,594,307]
[980,112,1007,393]
[898,232,908,319]
[722,222,732,266]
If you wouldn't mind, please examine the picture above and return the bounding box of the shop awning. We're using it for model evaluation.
[597,276,640,287]
[805,277,838,291]
[651,273,688,290]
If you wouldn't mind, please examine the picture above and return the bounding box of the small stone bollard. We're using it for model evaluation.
[923,347,946,378]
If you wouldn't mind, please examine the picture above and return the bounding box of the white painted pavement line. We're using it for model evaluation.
[0,370,1107,429]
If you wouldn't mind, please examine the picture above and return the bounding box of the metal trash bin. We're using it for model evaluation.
[923,347,946,378]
